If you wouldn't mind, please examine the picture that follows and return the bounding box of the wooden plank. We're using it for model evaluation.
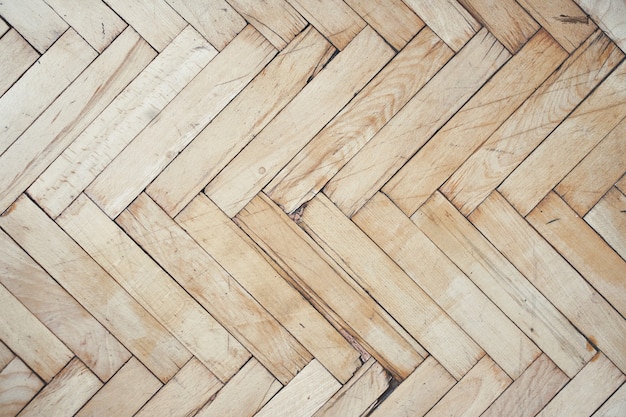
[0,341,13,372]
[206,26,394,217]
[254,360,341,417]
[0,357,44,416]
[536,353,625,417]
[517,0,597,52]
[585,187,626,260]
[75,357,162,417]
[592,383,626,417]
[312,359,391,417]
[148,26,334,217]
[481,355,569,417]
[165,0,245,50]
[195,359,282,417]
[0,17,8,36]
[0,29,97,156]
[423,356,511,417]
[135,358,222,417]
[266,27,454,214]
[0,27,155,214]
[556,118,626,216]
[58,194,250,382]
[575,0,626,52]
[0,229,131,381]
[528,191,626,318]
[0,29,39,97]
[102,0,186,51]
[413,192,592,377]
[470,191,626,374]
[0,195,191,382]
[285,0,365,50]
[29,26,216,219]
[442,30,624,216]
[44,0,127,52]
[0,0,67,52]
[383,29,567,216]
[368,357,456,417]
[324,28,510,217]
[618,174,626,195]
[499,60,626,215]
[176,194,361,384]
[236,193,425,380]
[402,0,480,51]
[117,193,311,384]
[86,26,276,218]
[18,358,102,417]
[353,192,540,379]
[344,0,424,50]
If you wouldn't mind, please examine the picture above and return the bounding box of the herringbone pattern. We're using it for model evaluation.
[1,0,625,415]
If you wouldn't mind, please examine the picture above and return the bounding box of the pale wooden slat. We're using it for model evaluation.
[58,194,250,382]
[266,27,454,214]
[176,194,361,384]
[75,358,162,417]
[18,358,102,417]
[585,187,626,260]
[148,26,334,217]
[324,28,510,217]
[86,26,276,218]
[29,26,216,219]
[195,359,282,417]
[117,193,311,385]
[0,229,131,381]
[0,195,191,382]
[413,192,592,377]
[0,341,13,372]
[206,26,394,217]
[383,29,567,216]
[0,17,8,35]
[402,0,480,51]
[0,29,39,97]
[0,0,67,52]
[592,383,626,417]
[0,357,44,416]
[442,30,624,216]
[575,0,626,52]
[135,358,222,417]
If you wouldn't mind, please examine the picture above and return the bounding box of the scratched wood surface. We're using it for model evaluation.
[1,1,625,416]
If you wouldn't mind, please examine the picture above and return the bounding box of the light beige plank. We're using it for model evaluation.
[0,17,8,35]
[585,187,626,260]
[266,27,454,214]
[165,0,245,50]
[325,28,510,217]
[0,195,191,382]
[0,341,13,372]
[0,358,44,417]
[383,29,567,216]
[413,192,592,377]
[195,359,282,417]
[0,29,96,156]
[18,359,102,417]
[87,26,276,218]
[103,0,186,51]
[76,357,162,417]
[0,29,39,97]
[529,191,626,318]
[0,0,67,52]
[575,0,626,52]
[254,360,341,417]
[592,383,626,417]
[135,358,222,417]
[206,26,394,217]
[148,26,334,217]
[0,229,131,381]
[0,27,155,214]
[442,30,624,216]
[471,191,626,373]
[312,359,390,417]
[481,355,569,417]
[285,0,365,49]
[58,194,249,382]
[29,26,216,219]
[537,353,625,417]
[176,194,360,384]
[369,357,456,417]
[402,0,480,51]
[117,193,311,384]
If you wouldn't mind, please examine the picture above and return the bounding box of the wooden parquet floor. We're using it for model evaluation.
[1,0,626,415]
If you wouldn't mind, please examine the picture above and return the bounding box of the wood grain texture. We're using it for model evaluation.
[0,29,39,97]
[575,0,626,51]
[0,0,67,52]
[0,358,44,417]
[585,187,626,260]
